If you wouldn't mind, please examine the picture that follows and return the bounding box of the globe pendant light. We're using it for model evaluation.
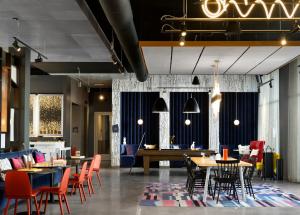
[152,97,168,113]
[233,92,240,126]
[185,114,191,126]
[137,92,143,125]
[192,76,200,85]
[183,93,200,113]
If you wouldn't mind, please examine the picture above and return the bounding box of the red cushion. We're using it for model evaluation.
[11,157,25,169]
[35,152,45,163]
[250,141,265,162]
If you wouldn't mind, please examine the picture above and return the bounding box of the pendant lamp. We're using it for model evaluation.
[137,92,143,125]
[152,97,168,113]
[233,92,240,126]
[192,76,200,85]
[183,93,200,113]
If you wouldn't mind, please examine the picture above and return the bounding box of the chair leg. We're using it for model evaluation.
[96,171,102,187]
[4,198,11,215]
[213,182,217,200]
[80,184,87,201]
[34,196,40,215]
[63,194,71,214]
[27,199,31,215]
[58,194,64,215]
[44,192,49,213]
[14,198,18,215]
[90,178,95,194]
[87,180,92,196]
[38,192,44,210]
[216,183,221,204]
[78,183,84,203]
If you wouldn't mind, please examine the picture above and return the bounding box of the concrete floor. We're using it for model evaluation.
[6,168,300,214]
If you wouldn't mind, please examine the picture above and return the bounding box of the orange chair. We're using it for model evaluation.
[4,171,40,215]
[87,154,102,187]
[69,162,88,203]
[39,168,71,215]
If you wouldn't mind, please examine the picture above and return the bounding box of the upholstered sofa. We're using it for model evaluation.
[120,144,140,167]
[0,149,62,211]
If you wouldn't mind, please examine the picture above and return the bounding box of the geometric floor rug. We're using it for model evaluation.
[139,182,300,207]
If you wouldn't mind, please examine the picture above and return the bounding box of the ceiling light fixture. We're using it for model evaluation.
[99,94,105,101]
[183,93,200,113]
[233,92,240,126]
[12,39,21,52]
[211,60,222,118]
[192,76,200,85]
[35,54,43,63]
[137,92,144,125]
[179,36,185,46]
[112,55,118,65]
[185,114,191,126]
[152,97,168,113]
[180,30,187,37]
[280,35,287,46]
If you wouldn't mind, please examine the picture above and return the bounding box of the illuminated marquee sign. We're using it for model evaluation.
[201,0,300,19]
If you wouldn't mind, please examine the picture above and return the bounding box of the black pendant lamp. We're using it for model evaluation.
[183,94,200,113]
[192,76,200,85]
[152,97,168,113]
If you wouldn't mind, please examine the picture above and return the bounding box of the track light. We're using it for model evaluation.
[269,81,273,88]
[12,39,21,52]
[192,76,200,85]
[112,55,118,65]
[280,36,287,46]
[180,30,187,37]
[179,36,185,46]
[35,54,43,63]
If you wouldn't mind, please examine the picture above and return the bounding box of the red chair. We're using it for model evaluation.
[87,154,102,187]
[250,140,265,162]
[4,171,40,215]
[39,168,71,215]
[69,162,88,203]
[85,158,96,196]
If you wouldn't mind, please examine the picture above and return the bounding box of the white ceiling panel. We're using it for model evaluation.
[0,0,111,62]
[142,47,171,74]
[194,46,249,74]
[248,46,300,74]
[171,47,204,74]
[226,46,280,74]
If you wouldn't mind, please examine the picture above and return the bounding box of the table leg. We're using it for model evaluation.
[29,174,33,215]
[143,156,150,175]
[203,167,211,203]
[239,166,246,201]
[50,173,54,203]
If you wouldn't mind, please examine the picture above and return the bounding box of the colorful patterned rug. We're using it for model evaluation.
[139,182,300,207]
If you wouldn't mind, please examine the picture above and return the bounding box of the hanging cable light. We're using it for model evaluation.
[233,92,240,126]
[185,113,191,126]
[137,92,144,125]
[211,60,222,118]
[192,76,200,85]
[183,93,200,113]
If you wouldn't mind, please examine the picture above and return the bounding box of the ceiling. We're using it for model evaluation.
[0,0,111,62]
[142,45,300,75]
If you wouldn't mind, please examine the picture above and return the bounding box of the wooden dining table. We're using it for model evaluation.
[191,157,252,203]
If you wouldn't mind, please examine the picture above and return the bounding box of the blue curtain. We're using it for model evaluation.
[219,92,258,155]
[120,92,159,146]
[170,92,209,149]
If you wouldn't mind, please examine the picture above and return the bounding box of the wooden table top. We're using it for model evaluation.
[191,157,253,167]
[33,162,67,168]
[137,149,215,156]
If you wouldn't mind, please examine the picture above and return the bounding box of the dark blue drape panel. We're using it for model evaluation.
[120,92,159,146]
[170,92,209,149]
[219,92,258,154]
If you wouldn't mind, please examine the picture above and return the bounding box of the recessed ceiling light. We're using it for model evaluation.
[280,36,287,46]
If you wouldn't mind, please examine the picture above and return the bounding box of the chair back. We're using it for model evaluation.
[5,171,32,198]
[250,140,265,162]
[183,154,194,178]
[216,160,239,180]
[93,154,101,171]
[87,158,95,178]
[79,162,88,183]
[59,168,71,194]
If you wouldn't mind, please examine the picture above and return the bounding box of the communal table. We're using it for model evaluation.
[191,157,252,203]
[18,168,56,214]
[137,149,215,175]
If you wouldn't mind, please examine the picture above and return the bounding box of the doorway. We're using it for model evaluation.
[94,112,112,161]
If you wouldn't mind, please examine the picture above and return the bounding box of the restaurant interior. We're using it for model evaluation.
[1,0,300,214]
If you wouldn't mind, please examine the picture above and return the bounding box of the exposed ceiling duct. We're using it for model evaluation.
[98,0,149,82]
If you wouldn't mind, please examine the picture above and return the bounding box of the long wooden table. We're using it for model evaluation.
[191,157,252,202]
[137,149,214,175]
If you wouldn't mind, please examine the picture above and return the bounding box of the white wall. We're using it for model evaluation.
[111,74,257,167]
[258,70,280,152]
